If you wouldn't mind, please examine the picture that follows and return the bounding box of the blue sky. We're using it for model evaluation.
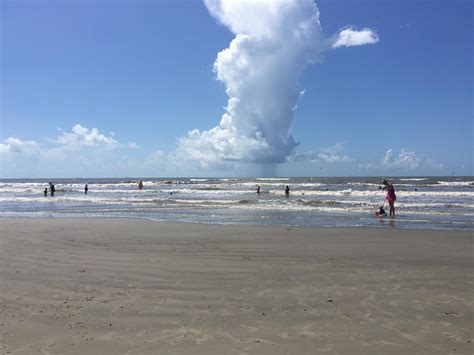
[1,0,472,178]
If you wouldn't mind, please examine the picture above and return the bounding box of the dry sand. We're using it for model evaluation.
[0,218,472,354]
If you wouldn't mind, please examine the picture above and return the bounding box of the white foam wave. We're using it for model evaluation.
[0,196,129,204]
[346,182,380,187]
[256,178,290,181]
[436,181,473,187]
[272,189,474,198]
[398,178,430,181]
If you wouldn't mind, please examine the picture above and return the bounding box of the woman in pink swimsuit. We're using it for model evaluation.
[382,178,396,216]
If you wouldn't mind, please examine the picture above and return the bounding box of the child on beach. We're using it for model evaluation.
[375,205,386,217]
[43,188,48,197]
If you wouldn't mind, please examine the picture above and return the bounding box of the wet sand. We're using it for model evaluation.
[0,218,472,354]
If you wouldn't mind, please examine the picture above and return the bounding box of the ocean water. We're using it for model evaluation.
[0,177,472,230]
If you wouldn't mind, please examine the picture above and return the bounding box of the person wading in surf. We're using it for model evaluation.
[381,178,396,217]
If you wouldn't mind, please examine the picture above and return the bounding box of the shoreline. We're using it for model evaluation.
[1,215,472,233]
[1,218,472,354]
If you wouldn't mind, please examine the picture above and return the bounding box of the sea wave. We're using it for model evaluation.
[256,178,290,181]
[435,181,473,187]
[398,178,430,181]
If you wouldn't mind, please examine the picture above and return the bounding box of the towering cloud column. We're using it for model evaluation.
[176,0,378,168]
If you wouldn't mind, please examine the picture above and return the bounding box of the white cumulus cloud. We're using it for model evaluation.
[330,27,379,48]
[0,124,140,177]
[174,0,378,170]
[318,143,352,162]
[0,137,40,155]
[51,124,138,150]
[54,124,119,148]
[382,148,420,169]
[358,148,445,174]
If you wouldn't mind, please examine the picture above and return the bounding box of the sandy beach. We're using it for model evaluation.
[0,218,472,354]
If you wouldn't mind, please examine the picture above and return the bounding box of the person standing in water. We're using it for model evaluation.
[382,178,396,216]
[49,182,55,197]
[84,184,88,194]
[285,185,290,197]
[257,185,261,195]
[43,188,48,197]
[138,180,144,190]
